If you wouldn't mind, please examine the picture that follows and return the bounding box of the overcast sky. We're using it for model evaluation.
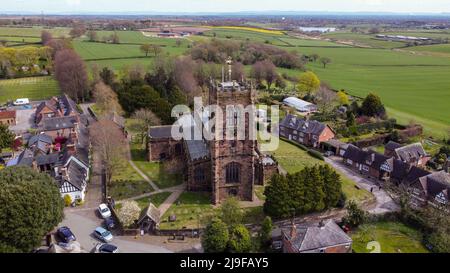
[3,0,450,13]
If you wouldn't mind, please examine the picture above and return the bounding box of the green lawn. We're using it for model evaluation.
[268,139,373,203]
[351,221,429,253]
[109,161,154,200]
[0,76,61,104]
[135,191,172,209]
[130,142,183,189]
[159,192,215,230]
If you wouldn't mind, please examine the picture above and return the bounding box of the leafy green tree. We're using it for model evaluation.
[260,216,273,246]
[320,57,332,68]
[361,93,386,117]
[297,71,320,95]
[310,166,326,211]
[346,112,356,127]
[0,167,64,253]
[99,67,115,86]
[0,124,14,152]
[202,218,229,253]
[320,165,342,208]
[428,231,450,253]
[264,174,291,218]
[337,90,350,105]
[227,224,252,253]
[219,197,243,227]
[343,200,367,227]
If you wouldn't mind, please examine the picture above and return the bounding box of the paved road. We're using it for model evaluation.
[325,157,400,214]
[60,210,172,253]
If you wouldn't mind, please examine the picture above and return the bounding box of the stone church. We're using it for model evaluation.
[147,63,278,204]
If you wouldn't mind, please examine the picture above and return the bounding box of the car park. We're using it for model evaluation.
[93,227,113,243]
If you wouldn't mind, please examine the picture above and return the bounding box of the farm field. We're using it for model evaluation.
[0,76,60,104]
[409,43,450,54]
[351,221,429,253]
[279,37,348,47]
[202,28,290,46]
[322,32,407,48]
[277,46,450,137]
[0,26,70,37]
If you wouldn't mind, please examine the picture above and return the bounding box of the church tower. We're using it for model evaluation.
[209,57,256,204]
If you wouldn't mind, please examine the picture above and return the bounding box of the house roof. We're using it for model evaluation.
[138,203,161,225]
[282,220,352,252]
[0,110,16,119]
[395,143,427,162]
[15,149,34,167]
[385,141,402,151]
[35,153,60,166]
[28,133,53,146]
[403,166,430,185]
[280,114,330,136]
[41,116,78,131]
[107,112,125,129]
[391,159,411,180]
[424,171,450,196]
[57,159,87,191]
[148,126,173,139]
[59,94,78,116]
[283,97,316,111]
[185,139,210,161]
[342,144,368,163]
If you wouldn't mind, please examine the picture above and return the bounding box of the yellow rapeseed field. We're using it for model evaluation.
[210,26,285,35]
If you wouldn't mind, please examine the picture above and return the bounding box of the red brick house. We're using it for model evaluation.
[35,94,79,125]
[0,110,16,126]
[282,220,352,253]
[279,114,335,148]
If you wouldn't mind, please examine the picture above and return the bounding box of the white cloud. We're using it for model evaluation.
[66,0,81,6]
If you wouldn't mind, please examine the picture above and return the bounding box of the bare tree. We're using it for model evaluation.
[132,109,161,144]
[90,119,127,186]
[93,81,123,115]
[54,49,89,102]
[87,30,98,42]
[316,85,337,114]
[40,30,53,45]
[262,60,277,90]
[150,44,162,57]
[140,44,152,57]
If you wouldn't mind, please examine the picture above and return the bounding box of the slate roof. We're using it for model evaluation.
[369,152,392,169]
[424,171,450,196]
[280,114,329,136]
[59,94,78,116]
[35,153,60,166]
[185,139,210,161]
[138,203,161,225]
[385,141,402,152]
[107,112,125,129]
[57,159,87,191]
[342,144,368,163]
[395,143,427,162]
[403,166,430,185]
[15,149,34,167]
[148,126,173,139]
[41,116,78,131]
[282,220,352,252]
[391,159,411,181]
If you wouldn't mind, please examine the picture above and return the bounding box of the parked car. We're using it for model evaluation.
[98,203,111,219]
[95,243,119,253]
[93,227,113,243]
[57,226,76,243]
[324,151,335,157]
[104,217,116,230]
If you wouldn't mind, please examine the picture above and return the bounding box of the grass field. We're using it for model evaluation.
[268,139,373,203]
[277,46,450,137]
[203,28,290,46]
[109,159,154,200]
[322,32,407,48]
[0,76,60,104]
[351,221,429,253]
[0,26,70,37]
[410,43,450,54]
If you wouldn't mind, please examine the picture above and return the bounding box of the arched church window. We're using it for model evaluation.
[225,162,240,183]
[194,167,205,183]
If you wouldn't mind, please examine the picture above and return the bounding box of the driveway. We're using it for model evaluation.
[325,157,400,214]
[60,210,172,253]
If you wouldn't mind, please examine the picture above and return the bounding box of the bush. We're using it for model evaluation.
[307,149,324,160]
[64,195,72,207]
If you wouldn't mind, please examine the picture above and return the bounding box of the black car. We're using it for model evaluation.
[96,243,119,253]
[57,226,76,243]
[104,217,116,230]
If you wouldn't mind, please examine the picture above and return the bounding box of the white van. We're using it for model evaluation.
[13,98,30,106]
